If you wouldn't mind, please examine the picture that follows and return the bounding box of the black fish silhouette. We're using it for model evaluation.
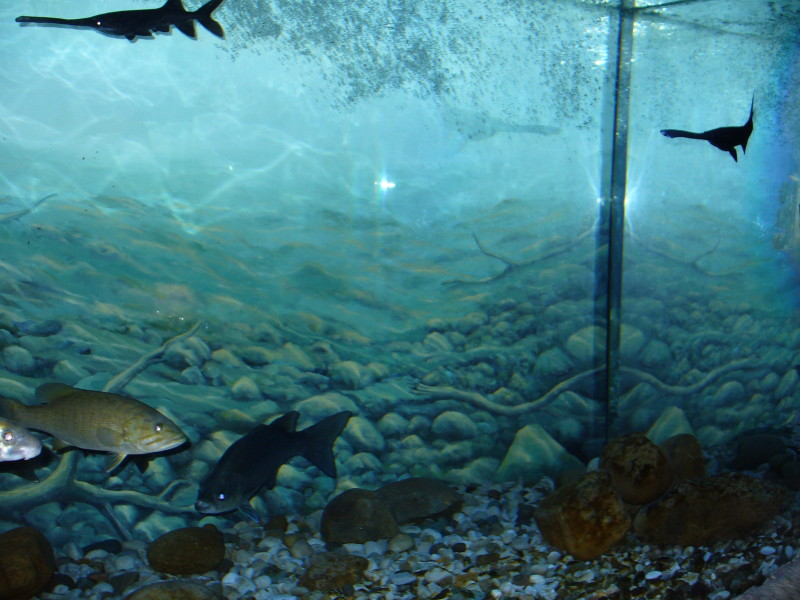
[16,0,225,41]
[661,95,754,162]
[195,411,352,521]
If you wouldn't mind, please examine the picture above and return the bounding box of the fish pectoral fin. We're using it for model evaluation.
[238,503,261,524]
[105,453,128,473]
[52,439,72,452]
[96,427,124,448]
[728,148,738,162]
[175,21,197,38]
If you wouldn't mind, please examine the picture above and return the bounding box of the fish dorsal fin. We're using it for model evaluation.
[36,383,75,403]
[162,0,186,11]
[271,411,300,432]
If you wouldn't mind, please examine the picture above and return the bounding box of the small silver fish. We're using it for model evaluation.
[0,418,42,462]
[0,383,187,471]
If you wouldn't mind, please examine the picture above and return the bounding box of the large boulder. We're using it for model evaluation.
[534,470,631,560]
[633,473,791,546]
[146,525,226,575]
[0,527,55,600]
[600,432,674,504]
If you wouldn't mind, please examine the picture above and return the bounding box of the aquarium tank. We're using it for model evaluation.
[0,0,799,598]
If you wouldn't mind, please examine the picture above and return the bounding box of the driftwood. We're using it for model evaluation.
[443,220,597,287]
[0,322,203,537]
[733,557,800,599]
[413,358,758,416]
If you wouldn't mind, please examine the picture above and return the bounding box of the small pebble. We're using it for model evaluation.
[760,546,776,556]
[645,570,662,580]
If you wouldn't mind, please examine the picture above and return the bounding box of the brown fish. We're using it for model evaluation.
[0,383,187,471]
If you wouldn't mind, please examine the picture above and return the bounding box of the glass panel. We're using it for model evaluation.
[0,0,611,549]
[620,0,800,440]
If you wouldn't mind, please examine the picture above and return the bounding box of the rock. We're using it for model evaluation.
[712,381,746,405]
[534,470,631,560]
[423,332,453,353]
[377,413,408,437]
[431,411,478,441]
[2,345,35,376]
[179,366,206,385]
[51,360,90,385]
[639,340,672,367]
[660,434,706,480]
[564,326,604,364]
[776,369,799,399]
[342,416,385,453]
[600,432,674,504]
[295,393,358,419]
[646,406,694,445]
[328,361,373,390]
[733,433,787,470]
[146,525,225,575]
[620,325,647,360]
[12,320,62,337]
[210,348,241,367]
[495,424,585,486]
[0,527,56,600]
[533,348,573,380]
[230,377,261,402]
[298,551,369,591]
[321,489,398,543]
[376,477,463,524]
[633,473,791,546]
[124,581,223,600]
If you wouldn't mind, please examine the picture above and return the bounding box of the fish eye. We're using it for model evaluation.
[216,493,225,501]
[154,424,162,433]
[2,431,13,443]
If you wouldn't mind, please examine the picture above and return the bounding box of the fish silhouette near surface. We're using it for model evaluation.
[0,418,42,462]
[660,95,754,162]
[0,383,187,471]
[0,194,55,224]
[16,0,225,41]
[196,411,352,521]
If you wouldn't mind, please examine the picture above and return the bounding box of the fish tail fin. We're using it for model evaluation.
[195,0,225,38]
[0,397,24,422]
[301,411,352,478]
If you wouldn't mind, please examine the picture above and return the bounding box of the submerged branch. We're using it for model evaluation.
[0,323,203,527]
[413,357,759,416]
[444,220,597,287]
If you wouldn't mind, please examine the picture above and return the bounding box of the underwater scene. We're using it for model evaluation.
[1,0,800,598]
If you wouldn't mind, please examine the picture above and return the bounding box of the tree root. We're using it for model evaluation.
[0,322,204,535]
[413,358,758,416]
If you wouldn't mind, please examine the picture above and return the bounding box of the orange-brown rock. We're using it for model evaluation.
[660,433,706,481]
[376,477,463,524]
[298,552,369,591]
[146,524,225,575]
[633,473,791,546]
[600,432,674,504]
[321,488,398,543]
[0,527,55,600]
[534,470,631,560]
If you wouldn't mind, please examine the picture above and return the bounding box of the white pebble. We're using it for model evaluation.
[546,551,562,564]
[388,534,414,553]
[92,582,114,594]
[530,564,549,575]
[424,568,451,584]
[529,574,546,585]
[389,572,417,586]
[645,570,662,580]
[786,546,795,559]
[254,575,272,588]
[85,549,108,561]
[221,572,242,587]
[52,584,70,595]
[113,554,137,571]
[760,546,777,556]
[364,540,388,556]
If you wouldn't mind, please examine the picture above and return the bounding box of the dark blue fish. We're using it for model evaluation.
[196,411,352,521]
[16,0,225,41]
[661,95,754,162]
